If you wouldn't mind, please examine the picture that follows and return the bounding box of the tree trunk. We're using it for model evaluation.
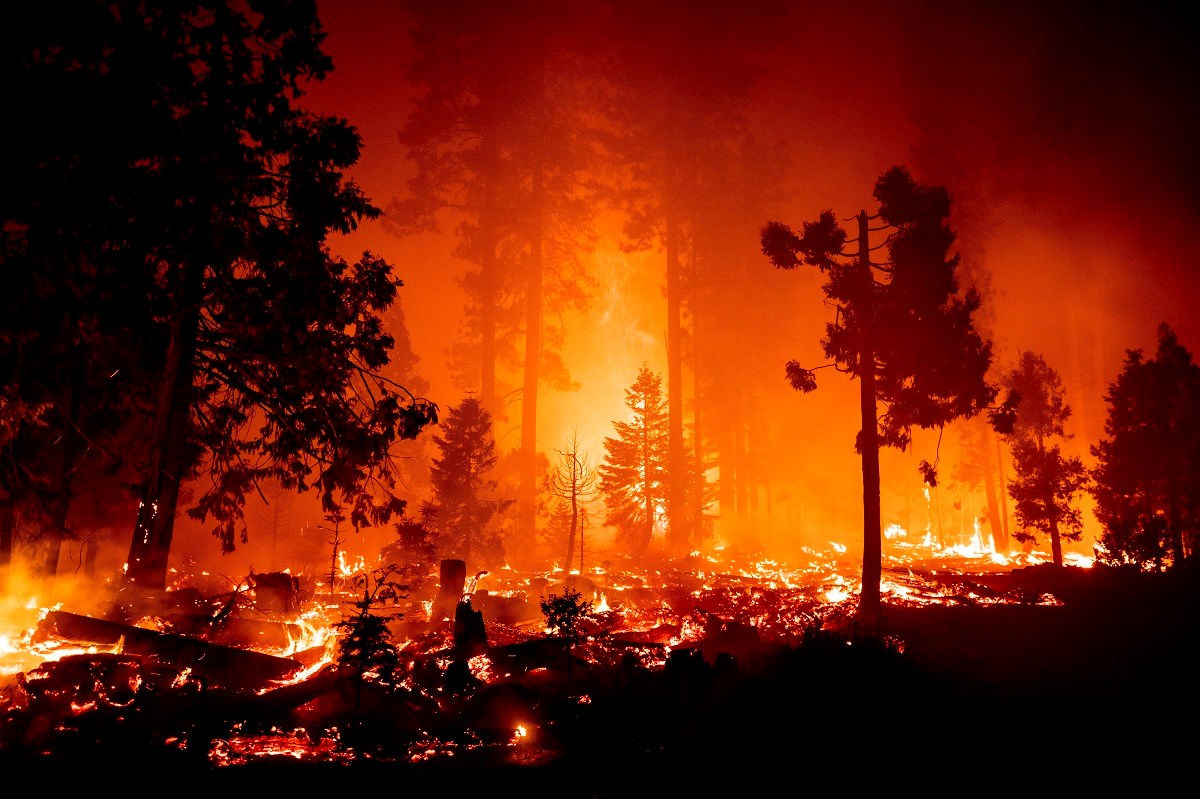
[981,420,1005,552]
[124,260,203,590]
[565,483,578,573]
[734,412,747,544]
[516,139,545,568]
[691,287,705,551]
[717,416,735,544]
[996,437,1013,549]
[664,201,689,557]
[1050,520,1063,566]
[479,137,499,423]
[854,210,883,628]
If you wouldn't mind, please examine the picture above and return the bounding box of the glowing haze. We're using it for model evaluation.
[143,0,1199,579]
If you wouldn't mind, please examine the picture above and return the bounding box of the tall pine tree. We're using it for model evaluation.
[762,166,1002,626]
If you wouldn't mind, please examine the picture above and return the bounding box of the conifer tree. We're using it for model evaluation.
[1001,352,1089,566]
[762,166,1005,625]
[599,365,670,554]
[427,396,511,571]
[4,2,439,591]
[1091,324,1200,570]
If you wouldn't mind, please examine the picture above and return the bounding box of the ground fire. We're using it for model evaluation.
[0,537,1098,769]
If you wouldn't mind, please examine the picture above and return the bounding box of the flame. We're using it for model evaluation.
[2,537,1100,770]
[337,551,367,577]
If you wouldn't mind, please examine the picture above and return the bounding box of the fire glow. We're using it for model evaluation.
[1,535,1091,768]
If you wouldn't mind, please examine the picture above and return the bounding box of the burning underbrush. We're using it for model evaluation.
[0,539,1093,773]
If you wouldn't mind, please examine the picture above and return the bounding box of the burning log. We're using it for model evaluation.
[166,614,307,651]
[34,610,301,691]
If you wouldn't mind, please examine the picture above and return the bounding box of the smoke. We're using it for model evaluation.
[164,0,1198,571]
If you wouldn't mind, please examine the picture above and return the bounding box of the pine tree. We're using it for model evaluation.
[539,586,593,683]
[335,565,406,734]
[1001,352,1089,566]
[599,365,671,555]
[761,166,1004,625]
[428,396,512,571]
[1091,324,1200,571]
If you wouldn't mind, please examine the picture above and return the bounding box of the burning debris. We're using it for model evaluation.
[1,542,1126,776]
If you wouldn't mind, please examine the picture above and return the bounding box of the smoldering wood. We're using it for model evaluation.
[34,610,302,690]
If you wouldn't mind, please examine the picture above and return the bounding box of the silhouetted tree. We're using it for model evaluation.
[599,364,673,555]
[392,0,518,420]
[1001,352,1088,565]
[606,1,781,556]
[689,135,792,550]
[540,586,593,683]
[545,429,599,573]
[761,166,1004,625]
[381,513,438,576]
[144,4,437,590]
[390,2,602,565]
[1091,324,1200,571]
[2,3,168,588]
[427,396,511,571]
[600,365,669,554]
[5,3,439,592]
[335,565,406,722]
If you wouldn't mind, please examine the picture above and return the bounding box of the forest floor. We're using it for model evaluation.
[4,562,1197,792]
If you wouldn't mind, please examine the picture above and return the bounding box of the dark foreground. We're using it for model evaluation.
[4,563,1197,792]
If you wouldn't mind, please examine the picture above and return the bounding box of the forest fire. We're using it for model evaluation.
[1,536,1098,772]
[4,0,1198,786]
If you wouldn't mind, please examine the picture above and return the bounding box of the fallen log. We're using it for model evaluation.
[34,610,301,691]
[162,613,306,651]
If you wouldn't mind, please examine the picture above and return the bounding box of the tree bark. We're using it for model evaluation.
[124,259,203,590]
[854,210,883,627]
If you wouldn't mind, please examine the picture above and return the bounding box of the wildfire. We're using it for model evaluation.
[0,537,1100,771]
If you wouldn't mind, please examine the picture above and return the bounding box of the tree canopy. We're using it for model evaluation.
[2,1,438,591]
[1001,352,1088,566]
[1091,324,1200,571]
